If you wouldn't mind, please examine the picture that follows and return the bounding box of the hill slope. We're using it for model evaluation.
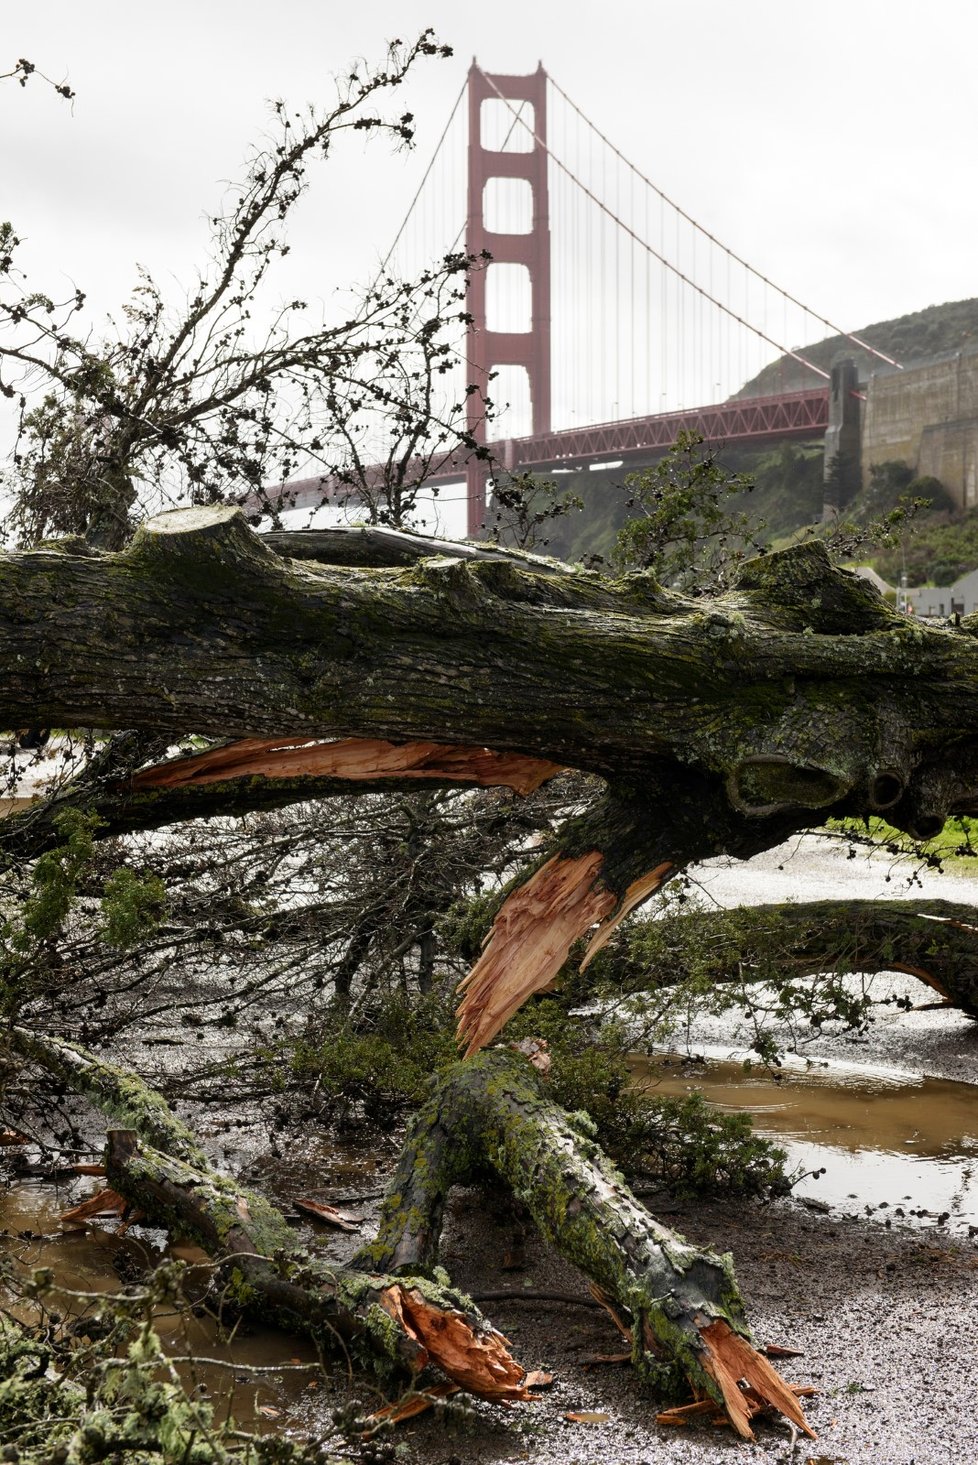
[736,297,978,398]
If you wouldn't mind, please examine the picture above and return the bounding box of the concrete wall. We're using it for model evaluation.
[862,350,978,507]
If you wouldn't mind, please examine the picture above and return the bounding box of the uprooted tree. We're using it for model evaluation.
[7,503,978,1438]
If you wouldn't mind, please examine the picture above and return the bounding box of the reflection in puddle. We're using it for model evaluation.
[0,1178,326,1431]
[633,1052,978,1229]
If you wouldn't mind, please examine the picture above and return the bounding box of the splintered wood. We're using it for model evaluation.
[456,854,673,1055]
[693,1317,816,1441]
[293,1197,363,1231]
[580,861,674,968]
[456,852,617,1056]
[127,736,563,796]
[60,1187,130,1226]
[364,1383,461,1431]
[378,1285,534,1403]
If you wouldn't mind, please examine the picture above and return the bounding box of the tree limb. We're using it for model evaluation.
[357,1048,814,1442]
[11,1028,534,1405]
[607,896,978,1017]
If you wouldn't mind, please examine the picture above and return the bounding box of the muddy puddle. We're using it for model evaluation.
[0,1179,329,1430]
[634,1049,978,1230]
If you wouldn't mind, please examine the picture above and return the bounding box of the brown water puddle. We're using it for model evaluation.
[633,1052,978,1228]
[0,796,37,817]
[0,1173,345,1432]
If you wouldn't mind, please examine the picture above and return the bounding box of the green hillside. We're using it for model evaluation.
[736,297,978,398]
[506,299,978,568]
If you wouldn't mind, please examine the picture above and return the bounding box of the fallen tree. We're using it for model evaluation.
[6,504,978,1046]
[9,1028,813,1440]
[6,505,978,1437]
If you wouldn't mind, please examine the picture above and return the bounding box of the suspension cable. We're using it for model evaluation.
[547,72,902,371]
[371,75,468,285]
[475,67,831,384]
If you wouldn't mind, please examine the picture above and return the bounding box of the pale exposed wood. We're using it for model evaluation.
[128,735,563,798]
[581,861,674,968]
[364,1383,460,1430]
[656,1399,724,1425]
[263,523,567,575]
[698,1317,815,1442]
[60,1187,128,1225]
[457,853,676,1054]
[378,1285,534,1403]
[890,962,952,998]
[293,1197,363,1230]
[456,852,617,1056]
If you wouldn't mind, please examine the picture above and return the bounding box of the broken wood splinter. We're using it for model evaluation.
[127,736,563,798]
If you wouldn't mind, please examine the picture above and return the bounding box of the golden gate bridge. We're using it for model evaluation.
[279,62,902,536]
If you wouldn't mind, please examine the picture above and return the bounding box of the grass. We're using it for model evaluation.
[829,815,978,874]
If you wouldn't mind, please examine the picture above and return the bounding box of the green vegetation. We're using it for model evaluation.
[737,296,978,398]
[829,814,978,872]
[611,431,763,586]
[0,809,166,1018]
[864,506,978,587]
[0,1266,339,1465]
[519,438,824,567]
[287,977,792,1203]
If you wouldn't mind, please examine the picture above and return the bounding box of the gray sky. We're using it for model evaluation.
[4,0,977,455]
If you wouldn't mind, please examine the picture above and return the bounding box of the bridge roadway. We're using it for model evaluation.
[259,385,829,516]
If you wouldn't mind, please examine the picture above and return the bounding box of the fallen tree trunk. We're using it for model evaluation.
[357,1048,814,1442]
[4,506,978,813]
[601,897,978,1017]
[17,1030,812,1439]
[9,1025,209,1166]
[9,1028,532,1405]
[8,506,978,1042]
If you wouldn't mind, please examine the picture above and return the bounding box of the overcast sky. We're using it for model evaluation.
[4,0,977,533]
[6,1,977,330]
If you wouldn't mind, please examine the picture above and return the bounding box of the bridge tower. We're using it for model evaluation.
[822,357,862,517]
[465,62,551,536]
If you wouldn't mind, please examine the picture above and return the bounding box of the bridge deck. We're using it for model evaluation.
[261,387,829,514]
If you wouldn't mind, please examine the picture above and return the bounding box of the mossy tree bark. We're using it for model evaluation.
[14,1030,812,1440]
[604,897,978,1017]
[9,1028,533,1406]
[5,506,978,807]
[7,504,978,1043]
[362,1047,813,1441]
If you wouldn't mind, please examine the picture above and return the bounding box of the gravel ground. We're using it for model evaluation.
[369,841,978,1465]
[286,1180,976,1465]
